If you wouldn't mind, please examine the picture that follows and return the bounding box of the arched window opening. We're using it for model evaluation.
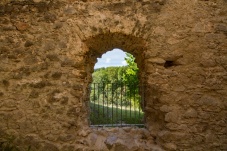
[89,49,144,127]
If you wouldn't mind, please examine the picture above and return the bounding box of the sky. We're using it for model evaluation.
[94,49,127,69]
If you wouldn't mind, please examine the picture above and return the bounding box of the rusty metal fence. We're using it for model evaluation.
[89,83,144,127]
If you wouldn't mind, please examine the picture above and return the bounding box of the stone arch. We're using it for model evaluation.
[83,32,147,80]
[82,32,150,125]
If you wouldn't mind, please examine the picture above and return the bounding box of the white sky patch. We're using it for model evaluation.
[106,58,111,63]
[122,60,127,65]
[94,48,127,69]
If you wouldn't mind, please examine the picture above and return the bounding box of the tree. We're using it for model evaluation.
[123,53,139,84]
[122,53,141,108]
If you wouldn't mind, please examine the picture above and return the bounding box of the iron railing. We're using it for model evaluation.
[89,83,144,127]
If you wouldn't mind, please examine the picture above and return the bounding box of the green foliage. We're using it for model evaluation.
[92,66,127,83]
[122,53,139,84]
[92,53,139,84]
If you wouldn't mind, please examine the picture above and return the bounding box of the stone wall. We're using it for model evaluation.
[0,0,226,150]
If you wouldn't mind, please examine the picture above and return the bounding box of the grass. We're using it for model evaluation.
[90,102,144,126]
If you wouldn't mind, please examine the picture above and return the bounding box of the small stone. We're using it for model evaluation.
[184,108,197,118]
[58,41,67,48]
[15,22,29,31]
[43,42,55,51]
[154,26,166,35]
[51,72,62,80]
[105,135,118,149]
[200,59,216,67]
[88,133,98,145]
[2,80,9,87]
[42,142,59,151]
[67,106,80,116]
[198,95,220,107]
[78,129,89,137]
[46,54,60,61]
[33,0,42,2]
[60,97,68,105]
[205,133,217,143]
[122,127,131,133]
[216,24,227,32]
[30,80,48,89]
[165,112,179,123]
[29,90,39,98]
[24,56,38,65]
[164,143,177,151]
[44,13,57,23]
[162,51,183,61]
[167,37,181,45]
[24,40,34,47]
[4,99,16,108]
[61,58,74,67]
[114,142,130,151]
[64,7,77,15]
[58,134,75,142]
[160,105,170,112]
[192,22,213,33]
[53,22,63,29]
[141,128,151,138]
[173,85,185,92]
[2,25,16,31]
[148,58,165,65]
[61,145,75,151]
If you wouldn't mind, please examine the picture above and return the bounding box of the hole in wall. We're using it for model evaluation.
[164,61,175,68]
[83,33,148,129]
[89,48,144,127]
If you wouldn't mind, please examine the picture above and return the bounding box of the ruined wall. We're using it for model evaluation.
[0,0,226,150]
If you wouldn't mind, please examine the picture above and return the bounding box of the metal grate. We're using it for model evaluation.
[89,83,144,127]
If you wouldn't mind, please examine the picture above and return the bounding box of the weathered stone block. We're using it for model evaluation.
[24,40,34,47]
[105,135,118,149]
[58,134,75,142]
[164,143,177,151]
[14,22,29,31]
[148,57,165,65]
[46,54,60,61]
[184,108,198,118]
[42,142,59,151]
[51,72,62,80]
[164,111,179,123]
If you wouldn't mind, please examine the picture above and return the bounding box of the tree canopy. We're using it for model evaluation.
[92,53,139,84]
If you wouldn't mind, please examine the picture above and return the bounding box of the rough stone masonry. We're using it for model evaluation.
[0,0,226,150]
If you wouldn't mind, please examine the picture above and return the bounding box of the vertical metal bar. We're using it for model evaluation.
[143,83,145,125]
[97,83,100,124]
[116,83,118,126]
[134,83,136,125]
[103,83,105,124]
[93,83,96,125]
[124,83,127,124]
[112,83,114,126]
[120,82,123,127]
[106,83,108,124]
[138,83,141,123]
[130,84,131,124]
